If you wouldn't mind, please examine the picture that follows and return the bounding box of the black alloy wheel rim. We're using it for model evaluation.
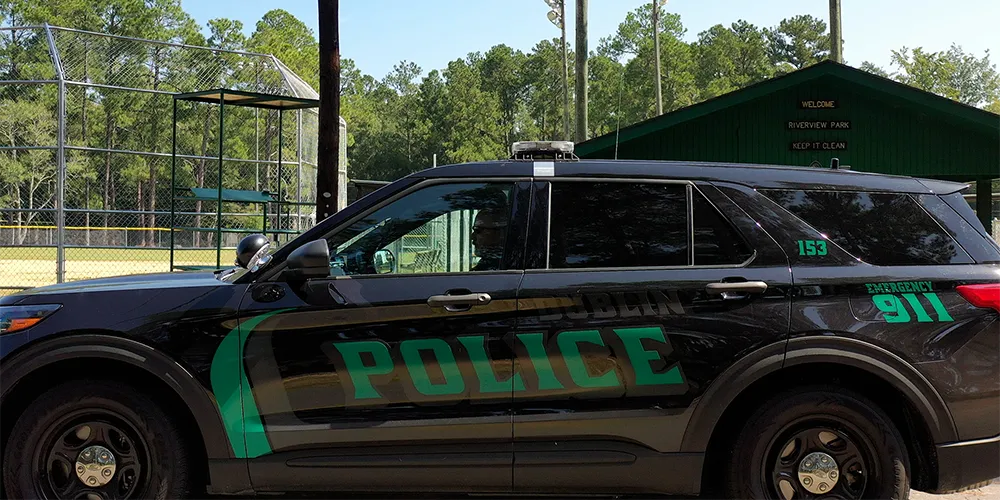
[763,416,879,500]
[32,408,151,500]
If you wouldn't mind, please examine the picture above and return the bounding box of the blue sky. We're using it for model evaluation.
[182,0,1000,81]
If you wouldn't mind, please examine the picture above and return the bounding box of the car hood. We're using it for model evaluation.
[6,270,232,300]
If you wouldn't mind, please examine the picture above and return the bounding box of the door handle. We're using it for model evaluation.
[705,281,768,295]
[427,293,492,311]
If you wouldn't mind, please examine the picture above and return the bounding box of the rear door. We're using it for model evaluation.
[511,178,792,495]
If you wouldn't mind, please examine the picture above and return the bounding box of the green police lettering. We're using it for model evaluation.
[334,341,395,400]
[614,327,683,385]
[515,332,565,390]
[324,326,686,406]
[400,338,465,396]
[458,335,525,393]
[557,330,621,388]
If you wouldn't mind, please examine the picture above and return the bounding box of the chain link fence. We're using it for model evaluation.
[1,25,339,295]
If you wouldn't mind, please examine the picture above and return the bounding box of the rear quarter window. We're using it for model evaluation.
[917,194,1000,264]
[761,190,974,266]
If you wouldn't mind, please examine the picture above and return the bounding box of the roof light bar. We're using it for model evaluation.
[510,140,578,161]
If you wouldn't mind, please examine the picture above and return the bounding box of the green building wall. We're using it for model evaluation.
[585,75,998,181]
[578,63,999,234]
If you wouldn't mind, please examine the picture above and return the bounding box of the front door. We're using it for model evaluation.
[237,180,531,493]
[512,179,792,495]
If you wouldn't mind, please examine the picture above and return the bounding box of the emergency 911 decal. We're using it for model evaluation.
[864,281,953,323]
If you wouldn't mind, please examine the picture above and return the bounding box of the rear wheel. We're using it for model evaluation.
[2,380,192,499]
[726,386,910,500]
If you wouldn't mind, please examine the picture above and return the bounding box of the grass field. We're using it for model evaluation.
[1,246,231,291]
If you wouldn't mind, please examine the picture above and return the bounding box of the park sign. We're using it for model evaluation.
[787,120,851,130]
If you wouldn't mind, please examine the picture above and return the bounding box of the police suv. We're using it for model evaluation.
[2,141,998,499]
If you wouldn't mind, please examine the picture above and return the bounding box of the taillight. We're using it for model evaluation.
[956,284,1000,313]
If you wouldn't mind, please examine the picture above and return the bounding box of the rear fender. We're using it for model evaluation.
[680,336,958,452]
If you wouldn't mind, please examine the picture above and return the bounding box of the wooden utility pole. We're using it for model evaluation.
[560,0,570,141]
[652,0,663,115]
[317,0,340,222]
[574,0,588,142]
[829,0,843,63]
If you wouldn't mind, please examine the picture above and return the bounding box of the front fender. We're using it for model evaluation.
[0,333,235,460]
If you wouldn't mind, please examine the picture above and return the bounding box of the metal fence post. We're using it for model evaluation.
[296,109,303,231]
[44,23,67,283]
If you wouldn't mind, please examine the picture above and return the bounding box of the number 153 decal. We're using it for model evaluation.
[796,239,828,256]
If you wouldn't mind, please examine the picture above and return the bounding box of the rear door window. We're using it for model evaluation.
[761,190,973,266]
[546,181,752,269]
[693,191,754,265]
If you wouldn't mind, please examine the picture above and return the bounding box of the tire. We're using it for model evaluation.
[2,379,192,499]
[725,385,910,500]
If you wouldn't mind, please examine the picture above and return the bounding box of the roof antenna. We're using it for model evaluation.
[830,157,840,169]
[614,66,625,160]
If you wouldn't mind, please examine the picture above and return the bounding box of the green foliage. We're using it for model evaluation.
[247,9,319,89]
[860,61,890,78]
[695,21,773,100]
[890,45,1000,107]
[765,14,831,71]
[597,3,684,60]
[441,57,506,164]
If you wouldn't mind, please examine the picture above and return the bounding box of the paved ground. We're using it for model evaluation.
[913,481,1000,500]
[207,480,1000,499]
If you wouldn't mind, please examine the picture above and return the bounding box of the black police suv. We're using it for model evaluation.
[2,141,998,500]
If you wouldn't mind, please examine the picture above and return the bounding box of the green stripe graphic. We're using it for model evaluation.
[210,308,291,459]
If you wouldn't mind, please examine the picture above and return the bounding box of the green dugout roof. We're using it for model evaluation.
[576,60,999,181]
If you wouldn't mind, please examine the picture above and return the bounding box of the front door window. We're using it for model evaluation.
[328,182,515,275]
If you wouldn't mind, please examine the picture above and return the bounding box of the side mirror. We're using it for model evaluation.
[236,234,270,270]
[282,239,330,281]
[373,249,395,274]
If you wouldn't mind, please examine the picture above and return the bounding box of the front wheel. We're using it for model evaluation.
[2,380,192,499]
[726,386,910,500]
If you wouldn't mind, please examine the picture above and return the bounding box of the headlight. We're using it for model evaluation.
[0,304,62,335]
